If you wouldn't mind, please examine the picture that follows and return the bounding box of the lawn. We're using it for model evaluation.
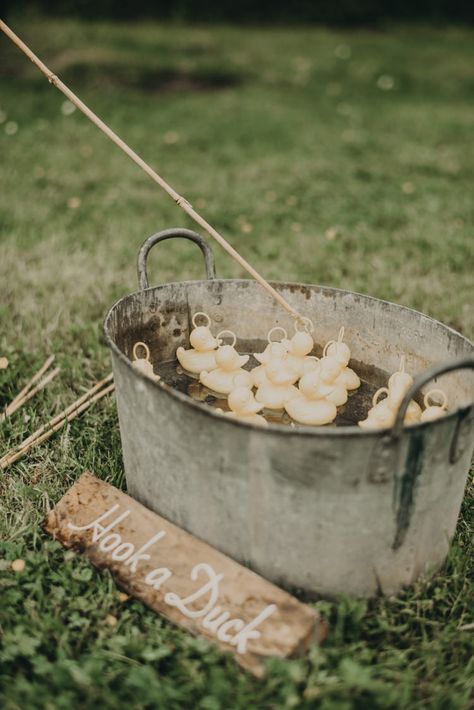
[0,15,473,709]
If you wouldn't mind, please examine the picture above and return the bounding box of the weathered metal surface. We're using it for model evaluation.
[103,229,474,598]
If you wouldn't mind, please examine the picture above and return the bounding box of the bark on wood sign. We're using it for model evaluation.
[44,472,318,675]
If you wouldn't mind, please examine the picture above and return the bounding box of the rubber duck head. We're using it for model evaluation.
[324,327,351,366]
[387,377,413,409]
[214,330,249,371]
[421,389,447,423]
[388,356,412,390]
[255,340,288,364]
[190,326,218,352]
[289,330,314,357]
[270,341,289,358]
[228,386,263,415]
[319,356,344,382]
[266,359,298,386]
[255,327,289,364]
[216,345,239,369]
[387,357,413,408]
[388,370,413,393]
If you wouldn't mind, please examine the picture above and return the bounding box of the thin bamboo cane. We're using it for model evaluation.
[0,383,115,470]
[19,372,114,449]
[1,354,55,418]
[0,20,305,324]
[0,366,60,423]
[5,366,60,416]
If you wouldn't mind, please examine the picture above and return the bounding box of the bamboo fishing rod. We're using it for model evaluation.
[0,20,306,324]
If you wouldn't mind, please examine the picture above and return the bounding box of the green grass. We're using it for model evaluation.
[1,16,473,709]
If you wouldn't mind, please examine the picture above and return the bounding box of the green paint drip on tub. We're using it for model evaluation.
[393,430,426,550]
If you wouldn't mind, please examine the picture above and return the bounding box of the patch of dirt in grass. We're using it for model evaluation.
[61,63,243,93]
[1,46,244,93]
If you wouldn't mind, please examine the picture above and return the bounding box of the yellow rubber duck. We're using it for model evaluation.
[131,342,160,382]
[251,327,290,387]
[421,389,448,422]
[176,312,219,375]
[359,357,421,430]
[224,373,268,426]
[285,318,317,378]
[285,369,337,425]
[200,331,249,395]
[255,358,299,410]
[323,327,360,391]
[302,357,348,407]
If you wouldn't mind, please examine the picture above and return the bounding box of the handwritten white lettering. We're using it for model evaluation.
[68,504,131,544]
[231,604,277,653]
[99,532,122,552]
[66,504,279,657]
[165,563,223,619]
[217,618,245,643]
[111,542,135,561]
[202,606,231,633]
[124,532,166,573]
[145,567,173,590]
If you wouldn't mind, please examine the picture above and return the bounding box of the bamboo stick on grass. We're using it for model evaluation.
[0,382,115,471]
[1,361,60,424]
[1,367,61,422]
[7,354,55,408]
[0,355,56,422]
[18,372,114,449]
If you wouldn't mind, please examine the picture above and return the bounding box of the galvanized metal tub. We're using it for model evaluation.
[104,228,474,598]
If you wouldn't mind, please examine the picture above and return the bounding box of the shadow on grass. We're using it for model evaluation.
[0,50,245,94]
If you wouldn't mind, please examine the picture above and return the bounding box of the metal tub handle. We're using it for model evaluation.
[386,357,474,550]
[137,228,216,291]
[368,356,474,484]
[392,356,474,442]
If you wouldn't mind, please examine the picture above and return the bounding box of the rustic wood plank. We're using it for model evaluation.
[44,472,319,675]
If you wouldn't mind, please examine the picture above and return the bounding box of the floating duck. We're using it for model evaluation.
[255,358,299,410]
[254,327,289,364]
[385,357,421,423]
[386,355,412,397]
[301,357,348,407]
[358,357,421,430]
[251,327,290,388]
[131,342,160,382]
[224,373,268,426]
[285,318,317,378]
[421,388,448,422]
[323,327,360,391]
[358,387,421,430]
[285,369,337,425]
[176,312,219,375]
[200,331,249,395]
[361,393,386,429]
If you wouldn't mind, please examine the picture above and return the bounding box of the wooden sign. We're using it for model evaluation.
[44,472,319,675]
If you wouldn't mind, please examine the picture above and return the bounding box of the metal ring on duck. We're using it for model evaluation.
[216,330,237,348]
[192,311,212,329]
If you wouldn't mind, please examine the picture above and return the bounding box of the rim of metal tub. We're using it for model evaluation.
[104,278,474,440]
[104,227,474,447]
